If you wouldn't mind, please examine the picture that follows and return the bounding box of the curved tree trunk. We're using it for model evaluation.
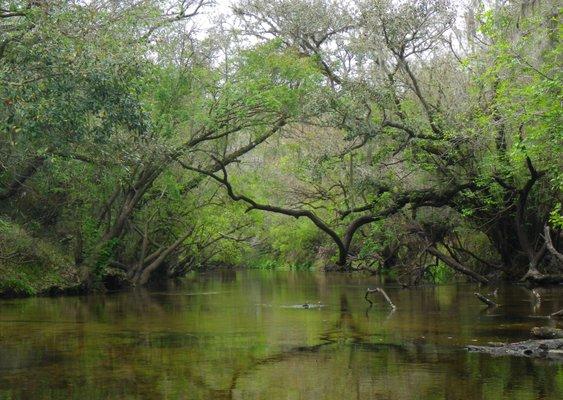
[133,230,193,285]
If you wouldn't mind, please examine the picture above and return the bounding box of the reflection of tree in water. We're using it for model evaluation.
[219,293,562,400]
[219,294,411,399]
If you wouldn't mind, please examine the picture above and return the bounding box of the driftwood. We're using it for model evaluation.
[474,292,498,307]
[531,327,563,339]
[365,287,396,309]
[551,309,563,319]
[467,338,563,359]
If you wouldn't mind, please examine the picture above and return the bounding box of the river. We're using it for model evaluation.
[0,270,562,399]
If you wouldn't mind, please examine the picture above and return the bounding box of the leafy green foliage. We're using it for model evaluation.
[0,0,561,293]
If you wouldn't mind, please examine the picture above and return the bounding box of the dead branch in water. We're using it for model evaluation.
[365,287,396,309]
[474,292,498,307]
[551,309,563,319]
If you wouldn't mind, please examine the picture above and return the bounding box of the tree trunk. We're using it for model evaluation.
[134,230,192,285]
[544,225,563,265]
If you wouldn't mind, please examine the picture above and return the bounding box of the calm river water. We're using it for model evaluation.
[0,270,562,399]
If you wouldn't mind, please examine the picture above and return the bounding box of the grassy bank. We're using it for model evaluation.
[0,218,80,297]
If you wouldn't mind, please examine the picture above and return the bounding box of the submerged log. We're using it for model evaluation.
[474,292,498,307]
[467,338,563,358]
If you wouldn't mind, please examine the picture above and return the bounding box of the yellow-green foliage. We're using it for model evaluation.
[270,219,320,264]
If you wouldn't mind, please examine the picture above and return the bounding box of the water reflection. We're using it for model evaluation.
[0,270,561,399]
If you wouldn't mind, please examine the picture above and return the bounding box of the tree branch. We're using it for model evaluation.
[179,157,349,265]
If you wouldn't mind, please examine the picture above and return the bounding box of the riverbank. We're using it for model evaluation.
[0,257,83,298]
[0,218,80,297]
[2,218,561,299]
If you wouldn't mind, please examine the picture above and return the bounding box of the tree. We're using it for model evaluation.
[223,0,562,282]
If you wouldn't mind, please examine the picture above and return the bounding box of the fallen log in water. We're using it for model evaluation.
[551,309,563,319]
[467,338,563,359]
[522,269,563,286]
[474,292,498,307]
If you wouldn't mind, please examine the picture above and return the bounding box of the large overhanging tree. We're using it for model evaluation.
[1,0,560,288]
[1,1,322,287]
[77,38,323,285]
[207,0,562,282]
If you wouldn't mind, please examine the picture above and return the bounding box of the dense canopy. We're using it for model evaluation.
[0,0,561,295]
